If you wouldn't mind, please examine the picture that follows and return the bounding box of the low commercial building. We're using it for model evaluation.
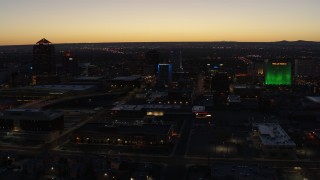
[302,96,320,109]
[71,76,104,85]
[312,129,320,140]
[33,84,96,95]
[0,84,96,107]
[110,75,142,89]
[211,164,276,180]
[73,123,173,147]
[0,108,64,131]
[231,84,262,98]
[166,89,192,105]
[110,104,183,119]
[0,108,64,142]
[252,123,296,158]
[227,95,241,105]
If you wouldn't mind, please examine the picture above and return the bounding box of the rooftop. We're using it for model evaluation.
[227,95,241,103]
[76,123,172,135]
[211,164,276,180]
[306,96,320,104]
[1,108,63,120]
[33,84,95,91]
[73,76,103,81]
[111,104,181,111]
[233,85,262,89]
[36,38,51,45]
[112,75,141,81]
[5,108,42,112]
[254,123,296,147]
[192,106,205,113]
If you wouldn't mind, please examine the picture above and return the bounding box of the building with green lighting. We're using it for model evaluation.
[265,62,291,85]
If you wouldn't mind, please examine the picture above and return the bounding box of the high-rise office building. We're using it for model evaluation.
[158,64,172,85]
[247,62,264,76]
[32,38,58,85]
[33,38,55,75]
[63,50,78,76]
[146,50,160,64]
[265,62,291,85]
[295,58,320,78]
[211,72,230,93]
[169,50,184,72]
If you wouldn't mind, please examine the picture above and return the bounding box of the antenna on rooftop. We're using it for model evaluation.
[179,50,184,72]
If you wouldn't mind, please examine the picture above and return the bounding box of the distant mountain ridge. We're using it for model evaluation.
[1,40,320,47]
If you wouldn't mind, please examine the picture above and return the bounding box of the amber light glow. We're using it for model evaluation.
[0,0,320,45]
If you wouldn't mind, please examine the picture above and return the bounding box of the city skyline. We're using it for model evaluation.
[1,0,320,45]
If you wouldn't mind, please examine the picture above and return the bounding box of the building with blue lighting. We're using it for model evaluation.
[157,64,172,85]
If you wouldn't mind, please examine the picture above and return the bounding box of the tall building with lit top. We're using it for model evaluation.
[265,62,291,85]
[32,38,58,84]
[33,38,55,75]
[158,64,172,85]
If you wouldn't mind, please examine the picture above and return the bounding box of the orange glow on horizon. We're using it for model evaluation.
[1,0,320,45]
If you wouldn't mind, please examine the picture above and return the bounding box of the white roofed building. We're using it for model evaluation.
[252,123,296,158]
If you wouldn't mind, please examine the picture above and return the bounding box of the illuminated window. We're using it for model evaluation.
[146,111,164,116]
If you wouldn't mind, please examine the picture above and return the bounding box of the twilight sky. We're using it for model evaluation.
[1,0,320,45]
